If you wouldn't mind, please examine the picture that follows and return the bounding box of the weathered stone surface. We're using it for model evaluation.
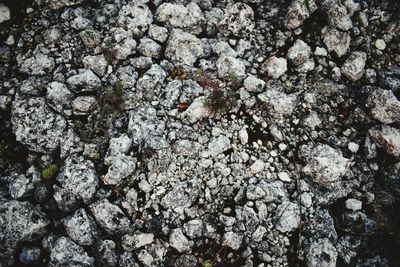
[12,97,67,154]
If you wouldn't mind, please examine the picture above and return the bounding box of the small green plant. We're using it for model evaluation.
[203,88,238,114]
[226,71,241,89]
[202,259,213,267]
[101,82,126,115]
[42,164,57,180]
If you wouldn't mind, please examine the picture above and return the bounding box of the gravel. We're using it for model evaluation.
[1,0,399,265]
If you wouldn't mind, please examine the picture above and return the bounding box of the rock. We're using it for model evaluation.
[287,39,311,66]
[305,238,338,267]
[244,75,266,92]
[8,174,34,199]
[66,69,102,92]
[302,111,322,129]
[156,3,204,35]
[208,135,231,156]
[49,237,94,267]
[345,199,362,211]
[322,27,350,57]
[105,134,132,165]
[238,127,249,145]
[264,56,288,79]
[0,200,49,265]
[48,0,85,9]
[275,202,301,232]
[63,208,98,246]
[250,160,265,174]
[137,37,162,58]
[216,56,246,80]
[169,228,193,253]
[366,88,400,124]
[89,199,130,235]
[182,96,209,124]
[12,97,67,154]
[327,4,353,31]
[183,219,203,239]
[301,144,350,189]
[219,3,255,37]
[161,180,200,209]
[104,29,137,61]
[341,52,367,81]
[369,126,400,158]
[98,240,118,267]
[103,155,137,185]
[128,105,168,149]
[148,24,169,43]
[284,0,316,30]
[348,142,359,153]
[18,76,50,97]
[173,140,202,156]
[122,233,154,251]
[54,155,99,212]
[83,55,108,76]
[119,251,140,267]
[0,4,10,23]
[19,246,41,265]
[165,29,203,66]
[246,180,288,203]
[223,231,243,250]
[72,96,96,115]
[175,255,198,267]
[20,47,55,75]
[117,2,153,37]
[136,64,167,98]
[379,66,400,91]
[46,82,74,115]
[257,89,298,118]
[375,39,386,50]
[278,172,291,182]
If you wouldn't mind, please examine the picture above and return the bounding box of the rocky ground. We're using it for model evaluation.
[0,0,399,266]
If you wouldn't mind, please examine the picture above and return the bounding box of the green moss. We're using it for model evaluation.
[41,164,57,180]
[202,259,213,267]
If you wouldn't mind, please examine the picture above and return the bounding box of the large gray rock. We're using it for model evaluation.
[264,56,288,79]
[165,29,203,66]
[327,4,353,31]
[341,52,367,81]
[287,39,311,66]
[0,3,10,23]
[49,237,94,267]
[128,105,168,150]
[54,156,99,212]
[63,208,99,246]
[66,69,102,92]
[219,3,255,37]
[11,97,67,154]
[301,144,350,189]
[305,238,338,267]
[169,228,193,253]
[275,202,301,233]
[284,0,317,30]
[161,180,200,209]
[46,82,74,115]
[366,88,400,124]
[216,56,246,80]
[257,89,298,118]
[20,47,55,75]
[117,2,153,37]
[0,200,50,265]
[156,3,204,35]
[369,126,400,158]
[322,27,350,57]
[89,199,130,235]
